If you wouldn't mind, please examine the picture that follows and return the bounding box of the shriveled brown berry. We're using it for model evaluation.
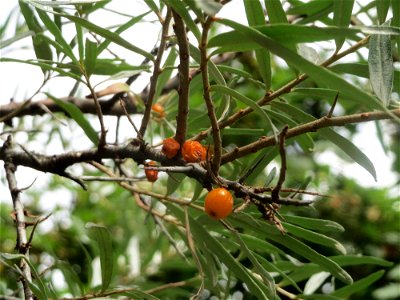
[162,137,180,159]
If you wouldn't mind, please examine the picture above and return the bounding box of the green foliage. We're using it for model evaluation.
[0,1,399,300]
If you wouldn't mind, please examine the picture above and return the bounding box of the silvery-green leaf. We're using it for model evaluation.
[297,44,321,64]
[304,271,331,295]
[195,0,223,16]
[368,22,394,106]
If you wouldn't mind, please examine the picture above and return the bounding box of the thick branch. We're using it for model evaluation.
[221,109,400,164]
[0,96,138,118]
[172,9,190,145]
[1,109,397,209]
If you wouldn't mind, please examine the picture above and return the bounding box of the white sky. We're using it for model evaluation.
[0,0,398,198]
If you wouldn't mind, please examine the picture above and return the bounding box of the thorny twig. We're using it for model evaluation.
[199,16,223,175]
[271,126,289,202]
[85,79,107,148]
[139,8,172,137]
[119,99,142,140]
[3,136,33,300]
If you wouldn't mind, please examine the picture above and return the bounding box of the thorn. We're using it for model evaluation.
[327,92,339,118]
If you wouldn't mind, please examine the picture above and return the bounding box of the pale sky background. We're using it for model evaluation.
[0,0,398,197]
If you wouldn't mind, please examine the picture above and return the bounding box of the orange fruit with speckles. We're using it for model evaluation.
[181,141,206,163]
[162,137,180,159]
[204,188,233,220]
[144,161,158,182]
[151,103,165,118]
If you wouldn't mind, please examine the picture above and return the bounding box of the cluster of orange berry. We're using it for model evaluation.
[162,138,207,163]
[146,104,233,219]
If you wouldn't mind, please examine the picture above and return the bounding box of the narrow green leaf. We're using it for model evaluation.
[57,261,84,296]
[84,38,97,76]
[189,44,226,86]
[75,22,84,62]
[218,65,253,79]
[222,128,264,136]
[331,270,385,298]
[253,252,302,292]
[25,0,106,6]
[231,217,353,285]
[86,223,114,292]
[282,215,345,233]
[190,178,204,202]
[301,295,342,300]
[1,253,49,299]
[376,0,391,24]
[267,234,353,284]
[0,57,82,81]
[271,101,377,180]
[62,14,153,61]
[238,233,287,256]
[279,264,327,287]
[47,93,99,146]
[143,0,159,13]
[333,0,354,51]
[36,8,78,63]
[264,0,287,24]
[155,49,178,99]
[209,25,360,54]
[19,0,53,71]
[330,255,393,267]
[292,87,341,100]
[0,6,16,39]
[322,127,377,180]
[211,85,278,138]
[368,22,394,106]
[282,222,347,254]
[232,229,277,300]
[360,25,400,35]
[0,30,35,49]
[244,0,265,25]
[35,33,68,57]
[331,63,399,94]
[188,220,270,299]
[392,0,400,51]
[264,167,276,187]
[244,0,271,90]
[287,0,333,16]
[195,0,222,16]
[166,173,186,196]
[241,147,279,185]
[93,59,150,76]
[121,290,160,300]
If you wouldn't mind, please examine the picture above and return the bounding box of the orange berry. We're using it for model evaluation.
[151,103,165,118]
[181,141,206,163]
[144,161,158,182]
[162,137,180,159]
[204,188,233,220]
